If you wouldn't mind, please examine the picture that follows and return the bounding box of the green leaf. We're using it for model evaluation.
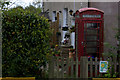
[2,5,51,78]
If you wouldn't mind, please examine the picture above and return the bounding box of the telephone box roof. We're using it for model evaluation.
[78,8,104,13]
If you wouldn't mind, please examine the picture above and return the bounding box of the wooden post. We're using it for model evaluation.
[80,56,88,78]
[95,57,98,77]
[71,57,74,78]
[58,57,61,78]
[66,57,70,78]
[90,57,93,77]
[56,12,59,44]
[49,56,54,78]
[76,56,78,78]
[61,56,64,78]
[57,12,59,32]
[99,57,102,77]
[56,57,60,78]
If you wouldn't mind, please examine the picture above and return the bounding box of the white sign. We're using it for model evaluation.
[99,61,108,73]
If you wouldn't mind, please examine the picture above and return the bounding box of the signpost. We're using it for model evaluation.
[99,61,108,73]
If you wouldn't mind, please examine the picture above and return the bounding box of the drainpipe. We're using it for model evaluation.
[42,0,44,12]
[74,0,78,78]
[88,0,90,8]
[74,0,75,12]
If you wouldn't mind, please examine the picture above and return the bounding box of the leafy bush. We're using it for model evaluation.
[2,6,51,78]
[102,29,120,78]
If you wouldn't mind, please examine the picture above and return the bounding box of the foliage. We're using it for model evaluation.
[69,26,75,33]
[2,6,51,78]
[102,42,117,57]
[50,45,61,56]
[104,64,118,78]
[102,29,120,78]
[0,0,10,10]
[25,5,41,15]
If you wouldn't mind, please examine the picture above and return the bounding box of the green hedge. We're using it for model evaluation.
[2,6,51,78]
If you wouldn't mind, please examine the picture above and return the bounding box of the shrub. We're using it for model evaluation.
[2,6,51,78]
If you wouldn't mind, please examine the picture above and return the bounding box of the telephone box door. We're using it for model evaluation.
[80,21,103,58]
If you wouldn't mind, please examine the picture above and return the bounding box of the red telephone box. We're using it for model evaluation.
[75,8,104,60]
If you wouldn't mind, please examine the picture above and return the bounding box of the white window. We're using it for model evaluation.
[52,11,56,22]
[71,19,75,26]
[63,8,68,27]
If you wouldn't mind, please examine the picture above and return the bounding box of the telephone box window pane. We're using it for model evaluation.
[97,47,99,52]
[86,36,97,41]
[98,23,100,29]
[98,29,100,34]
[86,48,97,53]
[87,29,97,34]
[86,23,97,29]
[86,42,97,47]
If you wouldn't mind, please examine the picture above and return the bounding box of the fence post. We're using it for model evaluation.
[71,57,74,78]
[66,57,70,78]
[49,56,54,78]
[56,57,60,78]
[76,56,78,78]
[95,57,98,77]
[90,57,93,77]
[61,56,64,78]
[80,56,88,78]
[99,57,102,77]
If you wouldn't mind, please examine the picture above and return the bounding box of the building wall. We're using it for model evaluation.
[44,2,88,46]
[89,2,118,54]
[44,2,119,55]
[44,2,88,27]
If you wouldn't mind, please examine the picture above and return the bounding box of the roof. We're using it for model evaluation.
[78,8,104,13]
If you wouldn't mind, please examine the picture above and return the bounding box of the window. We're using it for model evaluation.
[63,8,68,27]
[71,19,75,26]
[52,11,56,22]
